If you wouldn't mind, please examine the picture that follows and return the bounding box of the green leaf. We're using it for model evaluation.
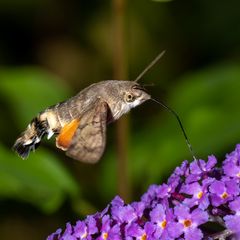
[0,143,80,213]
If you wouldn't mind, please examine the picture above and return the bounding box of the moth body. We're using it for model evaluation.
[13,80,150,162]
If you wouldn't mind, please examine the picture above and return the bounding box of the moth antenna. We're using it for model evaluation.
[151,98,196,160]
[134,50,166,83]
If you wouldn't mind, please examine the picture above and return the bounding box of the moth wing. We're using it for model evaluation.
[66,100,108,163]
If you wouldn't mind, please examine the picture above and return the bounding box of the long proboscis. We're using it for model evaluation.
[151,98,196,160]
[134,50,166,82]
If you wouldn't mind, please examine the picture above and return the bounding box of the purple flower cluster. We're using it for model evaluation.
[47,144,240,240]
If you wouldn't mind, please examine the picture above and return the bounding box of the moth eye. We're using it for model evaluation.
[126,94,135,102]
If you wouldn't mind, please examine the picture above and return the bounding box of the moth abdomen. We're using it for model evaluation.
[13,115,49,159]
[52,100,76,124]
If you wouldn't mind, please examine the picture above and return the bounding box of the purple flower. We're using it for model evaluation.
[209,179,239,206]
[125,223,146,240]
[224,197,240,234]
[200,155,217,172]
[130,201,145,218]
[223,155,240,180]
[143,222,156,239]
[47,228,62,240]
[150,203,174,239]
[173,160,189,176]
[186,156,217,183]
[85,216,98,236]
[141,184,158,206]
[46,144,240,240]
[111,196,124,208]
[110,196,138,224]
[73,221,87,239]
[224,144,240,165]
[167,161,189,191]
[172,205,208,240]
[97,215,121,240]
[112,204,137,223]
[180,178,213,209]
[61,223,76,240]
[125,221,155,240]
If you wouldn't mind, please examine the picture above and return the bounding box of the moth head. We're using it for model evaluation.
[123,82,151,108]
[101,80,151,121]
[115,81,150,118]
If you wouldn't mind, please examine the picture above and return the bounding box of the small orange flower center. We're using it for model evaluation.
[161,220,167,229]
[237,172,240,177]
[82,230,87,238]
[141,233,147,240]
[221,192,228,199]
[197,191,203,199]
[183,219,192,228]
[103,232,108,239]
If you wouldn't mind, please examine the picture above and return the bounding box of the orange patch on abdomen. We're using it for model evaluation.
[56,119,80,150]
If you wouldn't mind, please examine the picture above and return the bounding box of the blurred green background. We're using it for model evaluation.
[0,0,240,239]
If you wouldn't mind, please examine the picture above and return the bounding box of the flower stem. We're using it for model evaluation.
[112,0,131,201]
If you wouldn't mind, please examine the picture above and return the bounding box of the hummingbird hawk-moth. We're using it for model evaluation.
[13,80,151,163]
[13,51,195,162]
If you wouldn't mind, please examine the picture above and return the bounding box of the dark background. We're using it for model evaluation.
[1,0,240,239]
